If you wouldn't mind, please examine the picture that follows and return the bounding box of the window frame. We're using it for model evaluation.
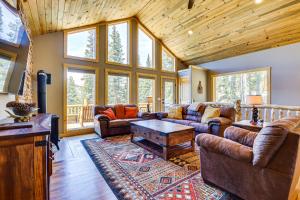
[136,73,157,112]
[212,67,271,104]
[137,24,155,70]
[105,68,132,105]
[0,49,17,94]
[161,46,176,73]
[64,25,99,62]
[160,76,178,111]
[106,20,131,67]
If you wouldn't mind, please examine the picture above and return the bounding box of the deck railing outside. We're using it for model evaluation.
[67,104,94,127]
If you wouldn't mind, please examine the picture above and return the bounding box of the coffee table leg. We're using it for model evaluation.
[191,139,195,151]
[163,146,168,160]
[130,133,134,141]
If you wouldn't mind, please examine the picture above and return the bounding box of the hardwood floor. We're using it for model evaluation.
[50,134,117,200]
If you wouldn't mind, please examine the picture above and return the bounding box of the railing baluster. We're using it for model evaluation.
[271,108,276,122]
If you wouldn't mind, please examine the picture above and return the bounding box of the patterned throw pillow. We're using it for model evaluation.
[201,106,221,123]
[167,106,183,119]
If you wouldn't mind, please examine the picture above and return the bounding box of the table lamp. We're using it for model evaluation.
[246,95,263,124]
[146,96,153,112]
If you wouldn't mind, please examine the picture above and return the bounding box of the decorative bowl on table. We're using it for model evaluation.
[5,101,38,122]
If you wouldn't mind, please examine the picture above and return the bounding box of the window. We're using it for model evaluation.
[138,26,154,69]
[0,1,24,46]
[64,26,98,61]
[162,48,175,72]
[107,21,130,65]
[106,69,131,105]
[161,76,177,112]
[0,50,16,93]
[137,73,156,112]
[213,68,271,104]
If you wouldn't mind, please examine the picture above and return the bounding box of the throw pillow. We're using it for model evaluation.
[167,106,183,119]
[201,106,221,123]
[125,107,138,118]
[187,102,202,111]
[100,108,117,120]
[115,104,125,119]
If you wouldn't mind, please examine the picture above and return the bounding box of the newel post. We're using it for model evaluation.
[235,100,242,122]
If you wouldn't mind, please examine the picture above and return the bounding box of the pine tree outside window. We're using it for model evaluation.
[212,68,271,104]
[106,69,131,105]
[64,26,98,61]
[137,73,156,112]
[107,21,129,65]
[0,1,24,46]
[162,47,175,72]
[137,26,154,69]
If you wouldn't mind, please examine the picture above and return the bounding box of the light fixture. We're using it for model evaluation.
[188,30,193,35]
[255,0,263,4]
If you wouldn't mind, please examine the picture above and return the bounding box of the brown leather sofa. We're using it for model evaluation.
[156,104,235,136]
[94,104,154,138]
[197,117,300,200]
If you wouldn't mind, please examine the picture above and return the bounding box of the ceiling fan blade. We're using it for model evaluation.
[188,0,195,9]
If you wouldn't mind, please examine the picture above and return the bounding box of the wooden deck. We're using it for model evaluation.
[50,134,117,200]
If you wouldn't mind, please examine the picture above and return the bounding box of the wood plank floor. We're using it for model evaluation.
[50,134,118,200]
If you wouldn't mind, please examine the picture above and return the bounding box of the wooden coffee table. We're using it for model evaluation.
[130,119,195,160]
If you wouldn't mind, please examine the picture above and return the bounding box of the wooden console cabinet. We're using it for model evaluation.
[0,114,52,200]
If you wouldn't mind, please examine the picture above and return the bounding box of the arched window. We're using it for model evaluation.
[0,1,24,46]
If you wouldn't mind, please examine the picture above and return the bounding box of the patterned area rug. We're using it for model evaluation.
[82,135,231,200]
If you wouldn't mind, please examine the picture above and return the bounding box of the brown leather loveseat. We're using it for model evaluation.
[197,117,300,200]
[94,104,153,138]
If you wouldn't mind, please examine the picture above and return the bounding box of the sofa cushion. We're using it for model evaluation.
[184,104,206,122]
[201,106,221,123]
[161,118,176,123]
[167,105,183,119]
[115,104,125,119]
[190,122,209,133]
[109,119,129,128]
[125,107,138,118]
[123,118,142,122]
[172,120,194,126]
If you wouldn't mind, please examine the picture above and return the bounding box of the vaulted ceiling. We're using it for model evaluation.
[11,0,300,64]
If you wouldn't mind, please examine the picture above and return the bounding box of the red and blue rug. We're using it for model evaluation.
[82,135,231,200]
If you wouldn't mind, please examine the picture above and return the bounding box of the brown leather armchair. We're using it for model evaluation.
[197,117,300,200]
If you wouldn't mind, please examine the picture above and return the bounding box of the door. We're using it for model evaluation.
[179,76,191,104]
[161,77,176,112]
[63,64,99,136]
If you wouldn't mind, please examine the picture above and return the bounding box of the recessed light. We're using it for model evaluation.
[188,30,193,35]
[255,0,263,4]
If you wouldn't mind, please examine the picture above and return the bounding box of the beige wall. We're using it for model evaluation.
[32,18,187,132]
[190,66,207,103]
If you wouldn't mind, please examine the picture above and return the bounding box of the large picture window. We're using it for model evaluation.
[107,21,129,65]
[137,73,156,112]
[138,26,154,69]
[213,68,271,104]
[162,47,176,72]
[0,50,16,93]
[64,26,98,61]
[0,1,24,46]
[106,69,131,105]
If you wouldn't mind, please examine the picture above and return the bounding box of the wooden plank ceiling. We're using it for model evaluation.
[16,0,300,64]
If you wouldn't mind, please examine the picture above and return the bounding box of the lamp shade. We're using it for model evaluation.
[146,96,153,104]
[246,95,263,105]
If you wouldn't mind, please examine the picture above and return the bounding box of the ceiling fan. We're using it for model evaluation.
[188,0,195,9]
